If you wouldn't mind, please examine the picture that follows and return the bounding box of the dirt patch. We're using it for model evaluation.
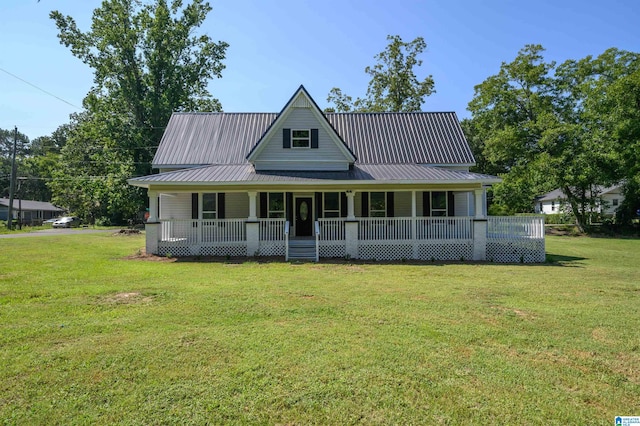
[112,229,142,236]
[122,248,176,262]
[101,291,154,305]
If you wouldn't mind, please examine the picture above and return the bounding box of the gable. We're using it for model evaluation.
[246,87,356,171]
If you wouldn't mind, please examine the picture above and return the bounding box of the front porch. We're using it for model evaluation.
[146,215,545,263]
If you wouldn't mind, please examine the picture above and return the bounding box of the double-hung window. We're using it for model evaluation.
[431,191,447,216]
[268,193,285,218]
[202,193,217,219]
[291,130,310,148]
[369,192,386,217]
[323,192,341,218]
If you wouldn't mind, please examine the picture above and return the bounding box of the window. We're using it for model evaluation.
[268,193,285,218]
[202,193,217,219]
[612,198,619,206]
[291,130,310,148]
[370,192,386,217]
[323,192,340,218]
[431,191,447,216]
[551,201,555,212]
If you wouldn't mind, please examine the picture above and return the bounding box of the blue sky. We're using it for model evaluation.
[1,0,639,141]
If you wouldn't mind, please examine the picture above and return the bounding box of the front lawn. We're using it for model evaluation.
[1,234,638,424]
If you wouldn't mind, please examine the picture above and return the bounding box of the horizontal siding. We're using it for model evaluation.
[395,192,412,217]
[225,192,249,218]
[253,161,349,171]
[160,193,191,220]
[256,108,351,170]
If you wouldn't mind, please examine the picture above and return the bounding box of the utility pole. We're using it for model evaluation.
[7,126,18,230]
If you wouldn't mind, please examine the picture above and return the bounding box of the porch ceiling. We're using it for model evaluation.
[129,164,500,189]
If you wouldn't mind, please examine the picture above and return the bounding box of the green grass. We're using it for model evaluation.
[1,234,639,424]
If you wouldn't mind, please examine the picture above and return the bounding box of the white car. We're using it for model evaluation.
[52,216,80,228]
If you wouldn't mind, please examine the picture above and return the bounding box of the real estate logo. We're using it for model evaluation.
[616,416,640,426]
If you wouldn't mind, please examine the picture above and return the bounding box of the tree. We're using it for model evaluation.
[466,45,640,231]
[327,35,435,112]
[0,128,30,199]
[49,0,228,223]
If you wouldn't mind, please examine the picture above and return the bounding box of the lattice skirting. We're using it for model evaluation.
[259,242,285,257]
[417,241,473,261]
[358,242,413,261]
[158,243,247,257]
[319,241,346,259]
[487,238,545,263]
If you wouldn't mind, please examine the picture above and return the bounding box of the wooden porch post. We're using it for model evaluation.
[246,191,259,256]
[248,191,257,221]
[473,187,487,260]
[412,190,418,259]
[345,190,358,259]
[145,189,160,255]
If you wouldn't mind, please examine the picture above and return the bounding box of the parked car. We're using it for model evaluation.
[44,217,64,224]
[52,216,80,228]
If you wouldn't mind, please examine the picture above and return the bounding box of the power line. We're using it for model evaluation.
[0,67,82,110]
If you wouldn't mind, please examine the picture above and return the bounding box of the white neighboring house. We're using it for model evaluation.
[129,85,546,262]
[535,186,624,216]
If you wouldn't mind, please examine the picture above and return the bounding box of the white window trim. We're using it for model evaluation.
[369,192,386,218]
[291,129,310,149]
[268,192,286,219]
[323,192,341,218]
[430,191,448,217]
[201,193,217,219]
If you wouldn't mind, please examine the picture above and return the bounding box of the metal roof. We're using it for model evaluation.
[0,198,64,212]
[152,112,475,168]
[536,185,622,201]
[130,164,500,187]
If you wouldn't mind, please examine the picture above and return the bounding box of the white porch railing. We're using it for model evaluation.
[259,218,286,241]
[359,218,414,240]
[416,217,473,240]
[160,219,246,244]
[488,216,545,239]
[318,218,346,240]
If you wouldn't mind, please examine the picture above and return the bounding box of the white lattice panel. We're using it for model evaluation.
[319,242,346,259]
[200,245,247,257]
[418,242,473,261]
[258,242,285,257]
[157,245,191,257]
[487,238,545,263]
[358,243,413,261]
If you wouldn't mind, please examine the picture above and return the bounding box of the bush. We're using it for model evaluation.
[95,217,112,227]
[543,213,574,224]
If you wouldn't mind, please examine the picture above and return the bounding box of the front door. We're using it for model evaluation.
[295,197,313,237]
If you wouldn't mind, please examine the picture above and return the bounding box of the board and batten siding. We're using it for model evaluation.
[253,108,351,171]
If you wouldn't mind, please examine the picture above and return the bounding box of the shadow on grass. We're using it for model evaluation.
[132,253,588,268]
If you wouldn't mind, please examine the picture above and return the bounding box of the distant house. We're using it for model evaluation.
[0,198,64,225]
[129,85,545,262]
[535,185,623,216]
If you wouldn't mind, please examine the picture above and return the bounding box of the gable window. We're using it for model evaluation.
[369,192,386,217]
[612,198,619,206]
[268,193,285,218]
[323,192,341,218]
[551,201,555,212]
[431,191,447,216]
[291,130,310,148]
[202,193,217,219]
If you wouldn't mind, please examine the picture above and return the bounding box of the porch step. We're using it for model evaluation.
[288,240,317,261]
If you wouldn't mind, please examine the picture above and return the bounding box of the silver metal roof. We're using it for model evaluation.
[536,185,622,201]
[129,164,499,187]
[0,198,64,212]
[152,112,475,168]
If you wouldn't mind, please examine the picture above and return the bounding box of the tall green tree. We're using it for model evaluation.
[327,35,435,112]
[0,128,30,199]
[49,0,228,223]
[466,45,640,230]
